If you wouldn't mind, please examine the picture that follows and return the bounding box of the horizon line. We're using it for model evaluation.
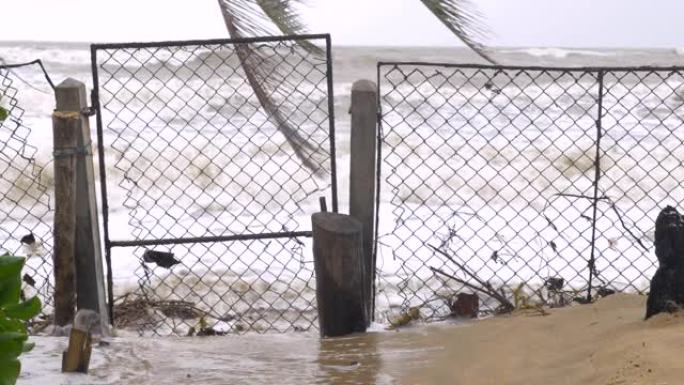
[0,39,682,51]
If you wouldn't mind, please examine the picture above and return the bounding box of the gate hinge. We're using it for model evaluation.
[82,89,99,117]
[81,106,97,117]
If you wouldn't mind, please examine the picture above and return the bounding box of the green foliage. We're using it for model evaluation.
[0,253,41,385]
[0,107,7,122]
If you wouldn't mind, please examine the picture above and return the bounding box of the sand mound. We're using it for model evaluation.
[409,294,684,385]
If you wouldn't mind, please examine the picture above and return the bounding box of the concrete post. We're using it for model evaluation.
[349,79,378,324]
[54,79,110,334]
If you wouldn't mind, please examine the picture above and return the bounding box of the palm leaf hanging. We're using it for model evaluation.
[217,0,327,176]
[217,0,495,174]
[419,0,496,64]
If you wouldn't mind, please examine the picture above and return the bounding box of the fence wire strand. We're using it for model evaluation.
[0,60,56,326]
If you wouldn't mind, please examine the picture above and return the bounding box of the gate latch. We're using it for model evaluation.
[82,89,98,117]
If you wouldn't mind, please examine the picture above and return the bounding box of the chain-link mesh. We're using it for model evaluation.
[91,35,336,335]
[0,61,55,324]
[376,63,684,320]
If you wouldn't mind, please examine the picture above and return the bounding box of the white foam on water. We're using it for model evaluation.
[500,47,617,59]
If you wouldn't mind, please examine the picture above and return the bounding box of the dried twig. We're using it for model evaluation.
[428,243,514,311]
[429,266,513,311]
[606,198,648,251]
[551,192,648,251]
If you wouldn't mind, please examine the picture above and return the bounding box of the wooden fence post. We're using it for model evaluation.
[312,212,368,337]
[54,79,109,333]
[349,79,378,324]
[53,99,78,326]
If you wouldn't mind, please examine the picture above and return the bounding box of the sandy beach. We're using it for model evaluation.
[407,293,684,385]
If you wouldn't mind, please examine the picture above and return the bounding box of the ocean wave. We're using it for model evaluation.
[500,48,617,59]
[0,44,90,68]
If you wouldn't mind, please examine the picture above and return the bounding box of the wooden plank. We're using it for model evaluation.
[61,328,92,373]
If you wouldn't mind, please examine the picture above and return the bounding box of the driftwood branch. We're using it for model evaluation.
[428,244,514,311]
[429,266,513,310]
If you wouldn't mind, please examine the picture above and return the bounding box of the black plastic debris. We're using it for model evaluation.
[549,241,558,253]
[20,233,35,245]
[596,287,616,297]
[545,277,564,291]
[490,250,499,263]
[142,250,180,269]
[646,205,684,318]
[22,274,36,287]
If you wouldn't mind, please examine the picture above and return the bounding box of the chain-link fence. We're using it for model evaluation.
[91,34,336,335]
[375,63,684,320]
[0,60,56,325]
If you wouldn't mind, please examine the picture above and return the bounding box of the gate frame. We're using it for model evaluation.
[90,34,338,322]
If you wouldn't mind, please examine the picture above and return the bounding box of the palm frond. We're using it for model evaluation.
[256,0,322,54]
[217,0,327,176]
[219,0,320,54]
[419,0,497,64]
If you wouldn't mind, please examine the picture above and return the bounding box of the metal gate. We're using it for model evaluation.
[375,62,684,320]
[91,34,337,335]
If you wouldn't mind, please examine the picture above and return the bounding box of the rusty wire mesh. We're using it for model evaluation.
[375,63,684,320]
[0,60,56,324]
[91,35,336,335]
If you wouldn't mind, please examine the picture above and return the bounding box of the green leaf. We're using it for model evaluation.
[0,256,24,307]
[3,297,41,321]
[0,359,20,385]
[0,253,36,385]
[0,107,7,122]
[0,318,25,334]
[0,255,24,280]
[0,332,26,360]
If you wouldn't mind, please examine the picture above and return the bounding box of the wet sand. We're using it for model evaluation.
[409,293,684,385]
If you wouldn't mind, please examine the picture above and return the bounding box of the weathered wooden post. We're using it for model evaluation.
[312,212,368,337]
[53,79,109,333]
[53,94,78,326]
[349,79,378,324]
[62,309,99,373]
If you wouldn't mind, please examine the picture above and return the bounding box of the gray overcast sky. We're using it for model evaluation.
[1,0,683,47]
